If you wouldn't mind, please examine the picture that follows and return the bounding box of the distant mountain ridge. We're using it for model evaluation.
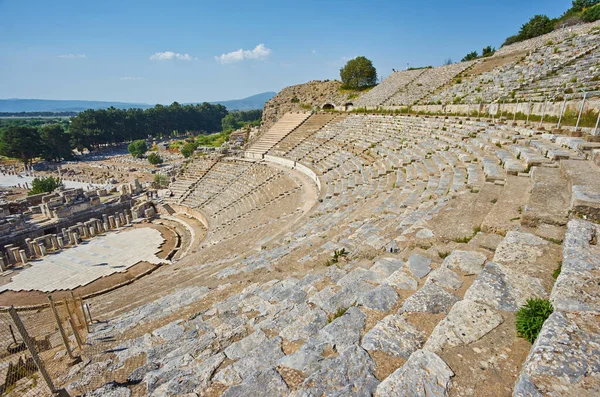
[0,92,276,113]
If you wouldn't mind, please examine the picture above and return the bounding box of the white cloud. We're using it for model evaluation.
[149,51,193,61]
[120,76,144,81]
[58,54,86,59]
[312,49,317,54]
[215,44,271,64]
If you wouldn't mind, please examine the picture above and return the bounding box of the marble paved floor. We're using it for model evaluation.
[0,227,168,292]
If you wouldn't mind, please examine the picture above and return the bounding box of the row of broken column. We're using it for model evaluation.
[0,209,133,272]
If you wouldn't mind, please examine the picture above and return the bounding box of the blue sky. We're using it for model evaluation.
[0,0,571,104]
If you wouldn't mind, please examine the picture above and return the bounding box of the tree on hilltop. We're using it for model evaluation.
[461,51,479,62]
[340,56,377,89]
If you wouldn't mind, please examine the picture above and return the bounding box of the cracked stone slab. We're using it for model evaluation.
[514,311,600,396]
[551,219,600,313]
[370,257,405,276]
[222,368,289,397]
[361,314,425,359]
[213,337,284,386]
[385,269,418,290]
[224,329,269,360]
[357,284,400,312]
[293,345,380,397]
[279,307,328,342]
[375,350,453,397]
[424,299,504,353]
[400,283,460,314]
[425,267,463,290]
[464,262,546,312]
[442,250,487,275]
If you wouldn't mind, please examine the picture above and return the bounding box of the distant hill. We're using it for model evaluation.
[206,92,276,111]
[0,92,277,113]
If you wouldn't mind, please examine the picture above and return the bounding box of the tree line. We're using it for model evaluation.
[503,1,600,47]
[0,102,263,166]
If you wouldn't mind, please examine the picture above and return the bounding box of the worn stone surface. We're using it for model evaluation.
[84,382,132,397]
[357,284,400,312]
[424,299,504,353]
[401,283,460,314]
[222,368,289,397]
[375,350,453,397]
[464,262,546,312]
[551,219,600,313]
[362,314,426,359]
[224,329,268,360]
[514,311,600,396]
[385,269,418,290]
[293,345,380,397]
[370,257,405,276]
[426,267,463,290]
[442,250,487,275]
[408,254,432,279]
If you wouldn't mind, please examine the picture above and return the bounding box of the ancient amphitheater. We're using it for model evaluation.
[2,22,600,397]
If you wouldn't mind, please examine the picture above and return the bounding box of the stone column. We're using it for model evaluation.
[73,232,80,245]
[109,216,116,229]
[38,243,47,257]
[80,223,89,238]
[115,216,122,228]
[57,236,65,249]
[4,245,16,263]
[0,257,7,272]
[119,212,126,225]
[103,222,110,232]
[32,242,42,258]
[19,250,28,264]
[89,226,96,237]
[102,214,109,226]
[9,247,20,265]
[125,213,132,224]
[50,235,59,250]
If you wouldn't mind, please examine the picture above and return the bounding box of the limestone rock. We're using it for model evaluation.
[375,350,453,396]
[401,283,459,314]
[357,284,400,312]
[222,369,289,397]
[425,267,463,290]
[293,345,380,397]
[361,314,425,359]
[424,299,504,353]
[514,311,600,396]
[442,250,486,275]
[385,269,418,290]
[408,254,432,279]
[464,262,546,312]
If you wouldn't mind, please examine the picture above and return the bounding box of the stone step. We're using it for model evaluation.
[560,159,600,222]
[522,167,570,227]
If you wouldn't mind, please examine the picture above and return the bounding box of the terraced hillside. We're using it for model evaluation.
[357,21,600,109]
[62,111,600,396]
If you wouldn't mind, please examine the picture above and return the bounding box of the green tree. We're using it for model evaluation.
[29,176,63,196]
[181,141,198,158]
[39,124,73,162]
[582,3,600,21]
[503,15,555,46]
[340,56,377,89]
[147,152,163,165]
[128,140,148,158]
[154,173,169,187]
[571,0,600,12]
[461,51,479,62]
[0,126,40,166]
[482,46,496,57]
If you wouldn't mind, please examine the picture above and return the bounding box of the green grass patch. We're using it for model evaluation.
[515,298,553,344]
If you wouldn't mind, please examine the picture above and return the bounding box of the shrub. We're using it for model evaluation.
[128,140,147,158]
[181,141,198,158]
[515,298,553,344]
[29,176,63,196]
[154,173,169,187]
[147,152,163,165]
